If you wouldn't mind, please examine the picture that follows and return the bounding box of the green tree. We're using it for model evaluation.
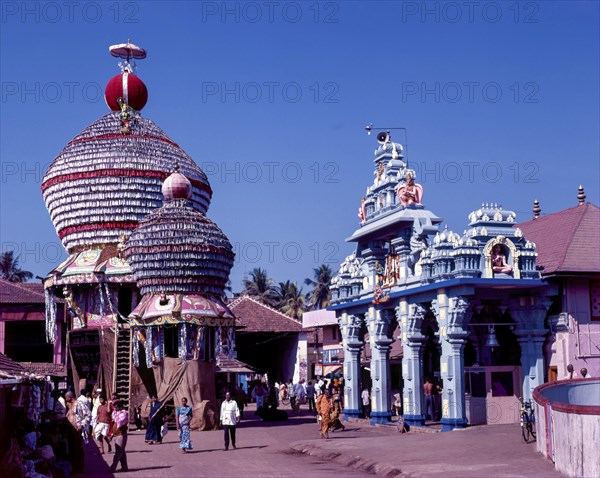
[275,280,306,321]
[242,267,278,307]
[304,264,333,310]
[0,251,33,282]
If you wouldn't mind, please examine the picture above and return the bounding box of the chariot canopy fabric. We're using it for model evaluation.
[129,293,234,326]
[152,358,218,430]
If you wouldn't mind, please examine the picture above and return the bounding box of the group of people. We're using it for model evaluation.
[566,364,593,379]
[66,389,129,473]
[138,395,194,453]
[2,415,84,477]
[139,392,240,454]
[247,377,347,439]
[3,386,131,475]
[268,376,342,414]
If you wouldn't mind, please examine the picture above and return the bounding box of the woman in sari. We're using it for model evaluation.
[330,387,346,432]
[317,390,333,439]
[145,395,163,444]
[176,397,193,453]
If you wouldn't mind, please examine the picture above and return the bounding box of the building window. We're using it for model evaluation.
[323,348,342,364]
[491,371,514,397]
[4,321,53,362]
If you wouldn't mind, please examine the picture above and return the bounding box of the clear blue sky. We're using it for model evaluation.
[1,1,599,292]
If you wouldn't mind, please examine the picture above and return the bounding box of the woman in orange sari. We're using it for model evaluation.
[317,390,333,439]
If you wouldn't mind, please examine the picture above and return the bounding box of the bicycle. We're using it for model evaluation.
[279,390,290,406]
[520,399,536,443]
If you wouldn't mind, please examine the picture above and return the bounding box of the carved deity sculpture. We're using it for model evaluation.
[384,252,400,286]
[397,173,423,205]
[358,197,367,224]
[377,162,384,182]
[491,244,512,274]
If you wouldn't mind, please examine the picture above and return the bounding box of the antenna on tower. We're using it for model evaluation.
[365,123,409,167]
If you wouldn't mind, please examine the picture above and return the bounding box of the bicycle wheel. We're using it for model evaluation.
[281,396,290,406]
[528,420,536,440]
[521,413,530,442]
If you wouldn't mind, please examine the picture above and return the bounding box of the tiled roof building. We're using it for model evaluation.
[229,295,302,333]
[518,198,600,381]
[0,280,66,366]
[518,202,600,276]
[0,351,26,377]
[0,280,46,305]
[228,295,302,381]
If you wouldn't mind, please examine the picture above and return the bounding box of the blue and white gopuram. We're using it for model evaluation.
[330,133,554,431]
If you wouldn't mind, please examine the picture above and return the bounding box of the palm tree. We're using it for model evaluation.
[242,267,278,307]
[221,279,233,300]
[275,280,306,321]
[304,264,333,310]
[0,251,33,282]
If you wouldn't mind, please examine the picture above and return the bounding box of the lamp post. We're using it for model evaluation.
[313,324,321,380]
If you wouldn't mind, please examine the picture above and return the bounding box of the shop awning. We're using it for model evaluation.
[215,356,257,374]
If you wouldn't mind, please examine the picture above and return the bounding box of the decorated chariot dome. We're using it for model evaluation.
[125,169,234,299]
[125,170,235,367]
[42,41,212,255]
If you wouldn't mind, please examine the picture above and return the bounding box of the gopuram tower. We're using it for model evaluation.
[330,131,547,431]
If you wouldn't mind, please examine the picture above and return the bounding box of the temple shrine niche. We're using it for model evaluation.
[330,132,553,431]
[42,42,234,427]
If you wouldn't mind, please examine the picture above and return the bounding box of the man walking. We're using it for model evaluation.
[288,379,296,409]
[109,400,129,473]
[295,379,306,410]
[220,391,240,451]
[306,380,316,414]
[423,377,435,421]
[361,387,371,419]
[75,389,91,443]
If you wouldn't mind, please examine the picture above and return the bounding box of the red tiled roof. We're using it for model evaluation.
[18,362,67,377]
[228,295,303,333]
[0,279,46,304]
[0,352,26,376]
[518,202,600,275]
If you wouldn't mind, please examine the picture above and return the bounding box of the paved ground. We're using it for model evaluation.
[79,403,563,478]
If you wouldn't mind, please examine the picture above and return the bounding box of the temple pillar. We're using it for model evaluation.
[339,313,364,419]
[368,308,394,424]
[398,300,427,426]
[510,296,551,401]
[433,293,470,431]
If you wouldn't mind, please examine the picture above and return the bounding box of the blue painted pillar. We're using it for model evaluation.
[510,296,551,401]
[434,294,470,431]
[399,300,427,427]
[368,308,394,424]
[339,313,364,419]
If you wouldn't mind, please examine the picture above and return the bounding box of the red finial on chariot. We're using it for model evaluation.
[105,40,148,117]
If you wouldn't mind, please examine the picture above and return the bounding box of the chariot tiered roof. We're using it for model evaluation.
[42,113,212,253]
[125,171,234,298]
